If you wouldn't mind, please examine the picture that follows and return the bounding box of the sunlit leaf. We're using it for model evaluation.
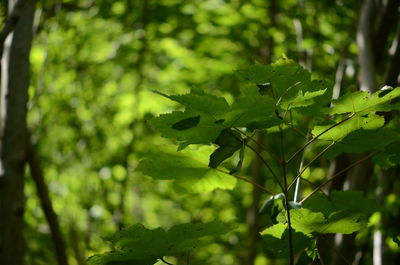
[136,146,236,193]
[153,90,230,118]
[151,111,224,147]
[311,114,384,141]
[260,223,287,238]
[329,87,400,115]
[290,208,365,235]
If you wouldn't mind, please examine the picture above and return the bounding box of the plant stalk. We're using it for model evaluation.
[279,126,294,265]
[286,113,354,164]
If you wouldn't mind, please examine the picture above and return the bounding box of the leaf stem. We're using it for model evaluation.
[215,168,275,195]
[300,153,374,203]
[275,81,302,106]
[286,113,354,164]
[293,145,305,203]
[279,126,294,265]
[288,141,335,191]
[245,143,285,192]
[233,128,281,163]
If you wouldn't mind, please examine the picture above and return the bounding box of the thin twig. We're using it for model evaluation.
[245,143,285,192]
[215,168,275,195]
[288,110,308,137]
[286,113,355,164]
[288,141,335,191]
[278,126,294,265]
[293,143,306,203]
[276,81,302,106]
[233,128,281,163]
[300,153,375,203]
[298,176,320,190]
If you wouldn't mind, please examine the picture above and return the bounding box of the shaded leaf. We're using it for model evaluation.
[88,221,232,265]
[325,127,399,159]
[330,190,379,215]
[302,193,335,216]
[303,190,378,216]
[259,193,286,228]
[87,253,156,265]
[373,140,400,169]
[261,228,313,258]
[209,129,242,168]
[240,58,311,100]
[172,115,200,130]
[229,142,245,174]
[225,96,282,130]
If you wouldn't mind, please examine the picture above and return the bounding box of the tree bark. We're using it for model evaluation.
[27,140,69,265]
[0,0,28,58]
[0,0,35,264]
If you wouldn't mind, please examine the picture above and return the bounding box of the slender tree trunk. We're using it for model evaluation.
[27,140,69,265]
[0,0,35,264]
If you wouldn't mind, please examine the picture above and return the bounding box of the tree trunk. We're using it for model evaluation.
[27,140,69,265]
[0,0,35,264]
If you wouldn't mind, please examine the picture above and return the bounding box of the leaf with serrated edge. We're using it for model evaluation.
[89,221,232,264]
[311,113,384,141]
[153,90,230,118]
[151,111,224,147]
[325,128,399,159]
[224,96,281,129]
[260,223,287,239]
[329,87,400,115]
[290,208,365,235]
[136,146,236,193]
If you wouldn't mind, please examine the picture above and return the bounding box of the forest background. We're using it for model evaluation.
[0,0,400,265]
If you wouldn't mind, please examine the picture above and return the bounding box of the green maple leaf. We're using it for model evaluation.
[311,113,384,141]
[136,146,236,193]
[88,221,232,265]
[329,87,400,115]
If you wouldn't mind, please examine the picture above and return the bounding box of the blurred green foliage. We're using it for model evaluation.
[23,0,399,265]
